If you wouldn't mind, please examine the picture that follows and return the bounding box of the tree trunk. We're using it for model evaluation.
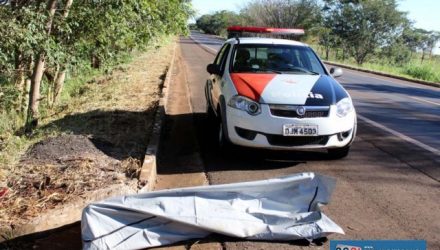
[91,54,101,69]
[25,0,57,132]
[47,66,59,107]
[23,78,31,115]
[63,0,73,18]
[21,58,33,115]
[325,46,329,60]
[27,55,45,129]
[421,50,425,63]
[15,70,25,113]
[14,52,25,113]
[49,0,73,107]
[53,69,66,103]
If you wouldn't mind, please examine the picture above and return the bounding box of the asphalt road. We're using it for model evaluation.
[154,33,440,249]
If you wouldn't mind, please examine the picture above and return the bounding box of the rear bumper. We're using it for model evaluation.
[225,104,356,150]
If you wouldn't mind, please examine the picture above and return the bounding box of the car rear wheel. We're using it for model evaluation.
[328,146,350,159]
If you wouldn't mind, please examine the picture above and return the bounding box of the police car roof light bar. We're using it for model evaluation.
[227,26,305,38]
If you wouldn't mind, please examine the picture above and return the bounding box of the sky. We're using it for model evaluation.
[398,0,440,33]
[191,0,440,33]
[191,0,440,53]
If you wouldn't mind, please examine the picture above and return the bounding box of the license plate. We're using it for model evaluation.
[283,124,318,136]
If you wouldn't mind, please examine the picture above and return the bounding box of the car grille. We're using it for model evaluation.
[269,105,330,118]
[265,134,329,147]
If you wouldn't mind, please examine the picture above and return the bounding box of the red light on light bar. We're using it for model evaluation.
[227,26,305,35]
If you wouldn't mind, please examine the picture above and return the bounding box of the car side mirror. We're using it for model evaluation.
[330,67,343,78]
[207,64,221,75]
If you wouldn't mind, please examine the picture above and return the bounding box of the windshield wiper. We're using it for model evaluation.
[283,67,320,75]
[303,70,320,75]
[264,69,283,74]
[242,68,283,74]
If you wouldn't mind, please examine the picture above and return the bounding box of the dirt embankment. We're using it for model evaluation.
[0,39,175,239]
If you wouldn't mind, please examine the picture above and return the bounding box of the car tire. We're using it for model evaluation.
[217,118,230,150]
[206,102,216,124]
[204,102,218,149]
[328,146,350,159]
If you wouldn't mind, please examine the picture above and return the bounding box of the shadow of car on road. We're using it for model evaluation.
[157,112,340,175]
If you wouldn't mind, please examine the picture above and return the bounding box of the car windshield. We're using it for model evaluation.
[231,44,326,75]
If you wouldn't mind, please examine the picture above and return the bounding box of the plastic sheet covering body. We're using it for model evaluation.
[82,172,344,249]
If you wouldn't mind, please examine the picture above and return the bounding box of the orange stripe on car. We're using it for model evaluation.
[230,73,276,101]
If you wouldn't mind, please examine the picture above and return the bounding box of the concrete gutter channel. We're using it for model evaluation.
[138,42,177,192]
[0,43,177,243]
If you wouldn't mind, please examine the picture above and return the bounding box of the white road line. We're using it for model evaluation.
[408,96,440,106]
[340,75,440,107]
[357,114,440,156]
[190,36,219,54]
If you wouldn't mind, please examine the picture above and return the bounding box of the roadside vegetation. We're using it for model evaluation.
[194,0,440,83]
[0,40,176,232]
[0,0,192,168]
[0,0,192,233]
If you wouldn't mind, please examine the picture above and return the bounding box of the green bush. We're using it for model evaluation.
[402,64,440,82]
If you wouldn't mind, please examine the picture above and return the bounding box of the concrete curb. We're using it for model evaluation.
[0,182,137,242]
[138,42,177,192]
[324,60,440,88]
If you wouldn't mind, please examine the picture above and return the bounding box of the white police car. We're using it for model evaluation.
[205,26,356,158]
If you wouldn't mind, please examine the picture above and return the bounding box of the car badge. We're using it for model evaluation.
[296,106,306,116]
[283,79,297,84]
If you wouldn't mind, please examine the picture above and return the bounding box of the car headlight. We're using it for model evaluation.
[228,95,261,115]
[336,97,353,117]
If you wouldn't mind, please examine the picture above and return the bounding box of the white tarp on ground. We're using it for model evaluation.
[81,172,344,249]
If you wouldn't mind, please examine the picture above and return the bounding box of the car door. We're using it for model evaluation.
[209,43,231,112]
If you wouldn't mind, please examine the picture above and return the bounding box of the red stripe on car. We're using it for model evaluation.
[230,73,276,101]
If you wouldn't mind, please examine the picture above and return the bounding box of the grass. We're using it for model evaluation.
[0,35,175,186]
[311,45,440,83]
[0,35,176,233]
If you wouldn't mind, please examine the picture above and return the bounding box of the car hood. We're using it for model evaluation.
[230,73,348,105]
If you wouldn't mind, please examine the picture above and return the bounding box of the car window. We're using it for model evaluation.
[230,44,326,75]
[218,44,231,73]
[214,44,229,66]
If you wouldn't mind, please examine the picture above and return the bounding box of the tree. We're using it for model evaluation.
[426,31,440,60]
[412,29,437,63]
[27,0,63,131]
[196,10,242,36]
[324,0,407,65]
[240,0,321,32]
[317,27,340,60]
[0,0,194,133]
